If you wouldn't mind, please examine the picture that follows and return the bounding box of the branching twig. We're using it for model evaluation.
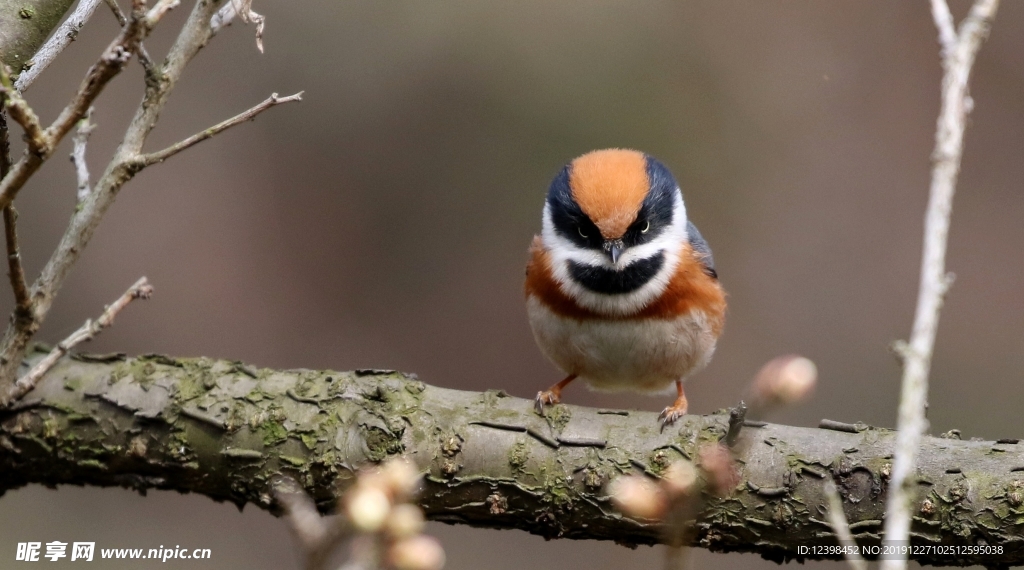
[0,2,153,388]
[881,1,1000,569]
[0,3,148,213]
[824,479,867,570]
[0,0,294,392]
[14,1,223,344]
[13,0,107,93]
[1,277,152,405]
[0,67,47,155]
[71,107,96,202]
[135,92,303,167]
[103,0,155,76]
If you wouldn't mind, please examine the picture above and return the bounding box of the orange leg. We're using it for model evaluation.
[535,374,577,414]
[658,380,689,426]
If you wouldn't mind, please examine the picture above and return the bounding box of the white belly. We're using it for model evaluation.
[526,296,718,393]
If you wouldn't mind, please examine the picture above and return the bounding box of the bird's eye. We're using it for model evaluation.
[641,221,650,234]
[578,227,588,239]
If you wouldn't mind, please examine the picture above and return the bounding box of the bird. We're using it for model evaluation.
[525,149,726,425]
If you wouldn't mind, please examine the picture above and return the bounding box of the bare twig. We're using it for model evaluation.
[824,479,867,570]
[0,3,149,213]
[880,1,1000,569]
[0,114,11,176]
[0,67,47,155]
[136,92,303,167]
[3,206,29,317]
[0,3,153,387]
[71,107,96,202]
[0,0,282,389]
[102,0,158,86]
[929,0,957,58]
[210,2,236,35]
[13,0,107,93]
[137,44,157,78]
[22,0,224,322]
[0,115,28,321]
[0,0,290,402]
[274,478,347,570]
[1,277,152,406]
[104,0,127,25]
[230,0,265,51]
[144,0,180,30]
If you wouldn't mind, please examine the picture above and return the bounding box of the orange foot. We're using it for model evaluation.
[534,374,577,415]
[658,380,689,427]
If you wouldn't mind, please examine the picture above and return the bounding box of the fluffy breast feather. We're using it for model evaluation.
[524,235,726,331]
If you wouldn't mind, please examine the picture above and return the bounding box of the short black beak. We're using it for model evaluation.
[608,244,623,265]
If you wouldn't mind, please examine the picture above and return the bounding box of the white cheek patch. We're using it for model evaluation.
[541,193,689,316]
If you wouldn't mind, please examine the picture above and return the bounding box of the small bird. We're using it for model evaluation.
[525,149,726,425]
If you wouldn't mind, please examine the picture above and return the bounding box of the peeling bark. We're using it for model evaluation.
[0,0,75,73]
[2,349,1024,567]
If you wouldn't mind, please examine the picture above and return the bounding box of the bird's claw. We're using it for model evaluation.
[534,390,560,416]
[658,403,687,429]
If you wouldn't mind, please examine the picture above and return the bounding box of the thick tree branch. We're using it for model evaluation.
[2,353,1024,567]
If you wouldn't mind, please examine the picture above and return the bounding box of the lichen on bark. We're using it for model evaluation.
[3,348,1024,567]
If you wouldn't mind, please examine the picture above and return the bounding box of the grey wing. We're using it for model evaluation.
[686,221,718,279]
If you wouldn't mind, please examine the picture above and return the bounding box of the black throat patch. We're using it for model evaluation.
[567,252,665,295]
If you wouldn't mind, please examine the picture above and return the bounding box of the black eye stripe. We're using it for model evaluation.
[547,164,602,249]
[567,253,665,295]
[622,156,678,248]
[545,155,681,250]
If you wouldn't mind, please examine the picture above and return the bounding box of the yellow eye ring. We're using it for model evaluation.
[578,227,588,239]
[641,221,650,234]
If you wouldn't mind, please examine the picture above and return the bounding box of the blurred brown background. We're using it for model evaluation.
[2,0,1023,568]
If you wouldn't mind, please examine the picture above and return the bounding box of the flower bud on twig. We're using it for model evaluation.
[345,486,392,532]
[386,503,426,538]
[698,444,739,496]
[752,355,817,406]
[662,459,698,498]
[608,475,667,519]
[380,457,421,500]
[388,535,446,570]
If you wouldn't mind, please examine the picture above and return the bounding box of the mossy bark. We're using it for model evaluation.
[2,349,1024,567]
[0,0,75,72]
